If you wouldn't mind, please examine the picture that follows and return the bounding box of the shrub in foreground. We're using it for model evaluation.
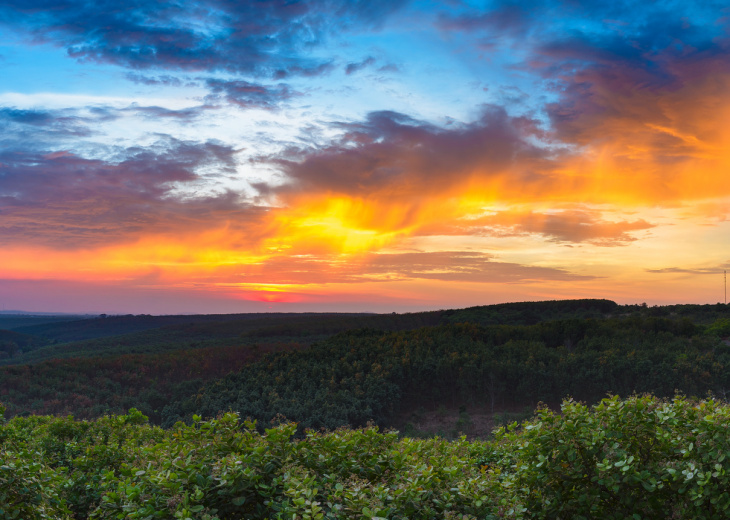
[490,395,730,519]
[3,395,730,518]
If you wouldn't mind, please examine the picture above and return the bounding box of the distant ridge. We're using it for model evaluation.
[0,310,88,316]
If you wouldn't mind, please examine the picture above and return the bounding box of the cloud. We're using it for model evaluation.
[345,56,376,75]
[204,78,296,109]
[233,250,596,285]
[254,106,668,250]
[124,104,213,121]
[0,103,218,150]
[361,250,595,283]
[272,106,549,200]
[436,1,535,47]
[125,73,198,87]
[0,137,263,248]
[464,209,654,246]
[0,107,97,141]
[0,0,408,77]
[377,63,400,73]
[648,265,730,275]
[435,1,730,206]
[535,39,730,204]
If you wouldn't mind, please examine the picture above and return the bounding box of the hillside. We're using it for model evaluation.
[1,299,728,435]
[0,328,49,360]
[0,299,621,366]
[161,314,726,431]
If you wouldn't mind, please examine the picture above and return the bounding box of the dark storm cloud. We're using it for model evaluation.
[271,106,549,197]
[0,138,262,248]
[0,0,408,77]
[204,79,296,109]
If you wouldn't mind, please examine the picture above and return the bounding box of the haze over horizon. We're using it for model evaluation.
[1,0,729,314]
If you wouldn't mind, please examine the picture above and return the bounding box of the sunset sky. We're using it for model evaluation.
[1,0,729,314]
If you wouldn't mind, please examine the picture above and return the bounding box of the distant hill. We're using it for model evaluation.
[0,310,83,315]
[10,312,370,344]
[0,313,89,330]
[2,298,728,431]
[0,328,49,360]
[2,299,623,366]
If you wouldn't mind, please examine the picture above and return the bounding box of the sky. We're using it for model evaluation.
[0,0,729,314]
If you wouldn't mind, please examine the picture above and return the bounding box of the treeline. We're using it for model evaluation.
[442,298,618,326]
[162,315,730,429]
[3,395,730,519]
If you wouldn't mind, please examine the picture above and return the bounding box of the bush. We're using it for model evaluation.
[0,449,71,520]
[4,396,730,519]
[491,395,730,518]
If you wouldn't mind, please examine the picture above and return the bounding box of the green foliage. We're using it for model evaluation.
[1,411,500,519]
[491,395,730,518]
[0,448,72,519]
[4,396,730,519]
[707,318,730,337]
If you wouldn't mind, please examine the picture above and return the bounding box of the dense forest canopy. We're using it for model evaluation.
[2,299,730,518]
[0,299,728,430]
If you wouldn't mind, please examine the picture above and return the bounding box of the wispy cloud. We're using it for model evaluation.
[648,265,730,275]
[204,79,296,109]
[345,56,376,75]
[232,250,596,285]
[464,209,654,246]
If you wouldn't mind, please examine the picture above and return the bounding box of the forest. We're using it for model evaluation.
[2,299,730,518]
[1,299,728,431]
